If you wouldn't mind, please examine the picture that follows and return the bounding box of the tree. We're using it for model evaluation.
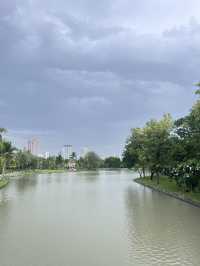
[122,127,148,177]
[80,151,102,170]
[143,114,173,183]
[70,152,77,160]
[122,140,137,168]
[104,157,121,168]
[77,157,85,169]
[0,128,7,142]
[195,82,200,95]
[123,114,173,182]
[174,97,200,161]
[0,141,16,175]
[55,154,64,168]
[122,129,138,169]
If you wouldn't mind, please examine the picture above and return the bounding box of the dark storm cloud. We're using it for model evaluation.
[0,0,200,156]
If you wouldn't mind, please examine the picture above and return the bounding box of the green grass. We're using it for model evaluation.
[5,169,67,177]
[31,169,66,174]
[187,191,200,202]
[135,176,200,205]
[0,179,9,189]
[136,176,179,192]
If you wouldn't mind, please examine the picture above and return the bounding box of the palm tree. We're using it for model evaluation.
[0,141,15,176]
[0,128,7,142]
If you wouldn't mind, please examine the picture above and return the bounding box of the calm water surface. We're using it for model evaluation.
[0,170,200,266]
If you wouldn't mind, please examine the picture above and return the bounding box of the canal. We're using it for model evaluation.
[0,170,200,266]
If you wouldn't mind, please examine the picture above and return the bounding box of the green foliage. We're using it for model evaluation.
[0,140,16,174]
[144,114,173,180]
[0,129,106,173]
[195,82,200,95]
[165,160,200,192]
[122,128,146,169]
[0,128,7,141]
[70,152,77,160]
[0,130,68,173]
[0,179,9,189]
[135,176,200,203]
[174,100,200,161]
[104,157,121,168]
[123,114,173,182]
[77,151,102,170]
[124,84,200,191]
[14,151,35,170]
[55,154,65,168]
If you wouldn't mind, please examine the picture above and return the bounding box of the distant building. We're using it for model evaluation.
[62,145,67,160]
[67,159,76,171]
[27,138,39,156]
[63,144,73,160]
[27,140,32,152]
[67,145,72,160]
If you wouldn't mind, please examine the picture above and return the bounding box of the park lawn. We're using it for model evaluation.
[187,191,200,202]
[137,176,179,192]
[135,176,200,204]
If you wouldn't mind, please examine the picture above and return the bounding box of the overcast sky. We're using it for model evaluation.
[1,0,200,157]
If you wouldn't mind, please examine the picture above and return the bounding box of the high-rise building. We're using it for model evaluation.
[27,138,39,156]
[66,145,72,159]
[27,140,32,153]
[62,145,73,160]
[62,145,67,160]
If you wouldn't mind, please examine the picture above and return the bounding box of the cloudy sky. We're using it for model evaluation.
[1,0,200,157]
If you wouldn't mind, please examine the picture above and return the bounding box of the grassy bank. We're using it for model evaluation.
[0,169,67,178]
[19,169,65,175]
[135,176,200,207]
[6,169,66,177]
[0,179,9,189]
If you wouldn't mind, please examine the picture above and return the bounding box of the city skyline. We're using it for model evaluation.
[20,137,92,159]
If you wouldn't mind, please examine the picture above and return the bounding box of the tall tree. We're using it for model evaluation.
[0,141,15,175]
[143,114,173,183]
[123,114,173,182]
[0,128,7,142]
[81,151,102,170]
[104,157,121,168]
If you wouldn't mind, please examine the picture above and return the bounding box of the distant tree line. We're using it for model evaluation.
[122,84,200,192]
[77,152,122,170]
[0,129,122,176]
[0,147,70,175]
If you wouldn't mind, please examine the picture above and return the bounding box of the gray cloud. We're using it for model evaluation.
[0,0,199,156]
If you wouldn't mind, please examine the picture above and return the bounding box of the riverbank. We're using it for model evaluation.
[134,176,200,208]
[0,169,67,179]
[0,169,68,190]
[0,179,9,189]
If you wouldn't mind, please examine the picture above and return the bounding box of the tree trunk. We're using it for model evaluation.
[150,171,154,180]
[138,169,142,178]
[156,172,160,184]
[2,160,6,176]
[142,167,146,178]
